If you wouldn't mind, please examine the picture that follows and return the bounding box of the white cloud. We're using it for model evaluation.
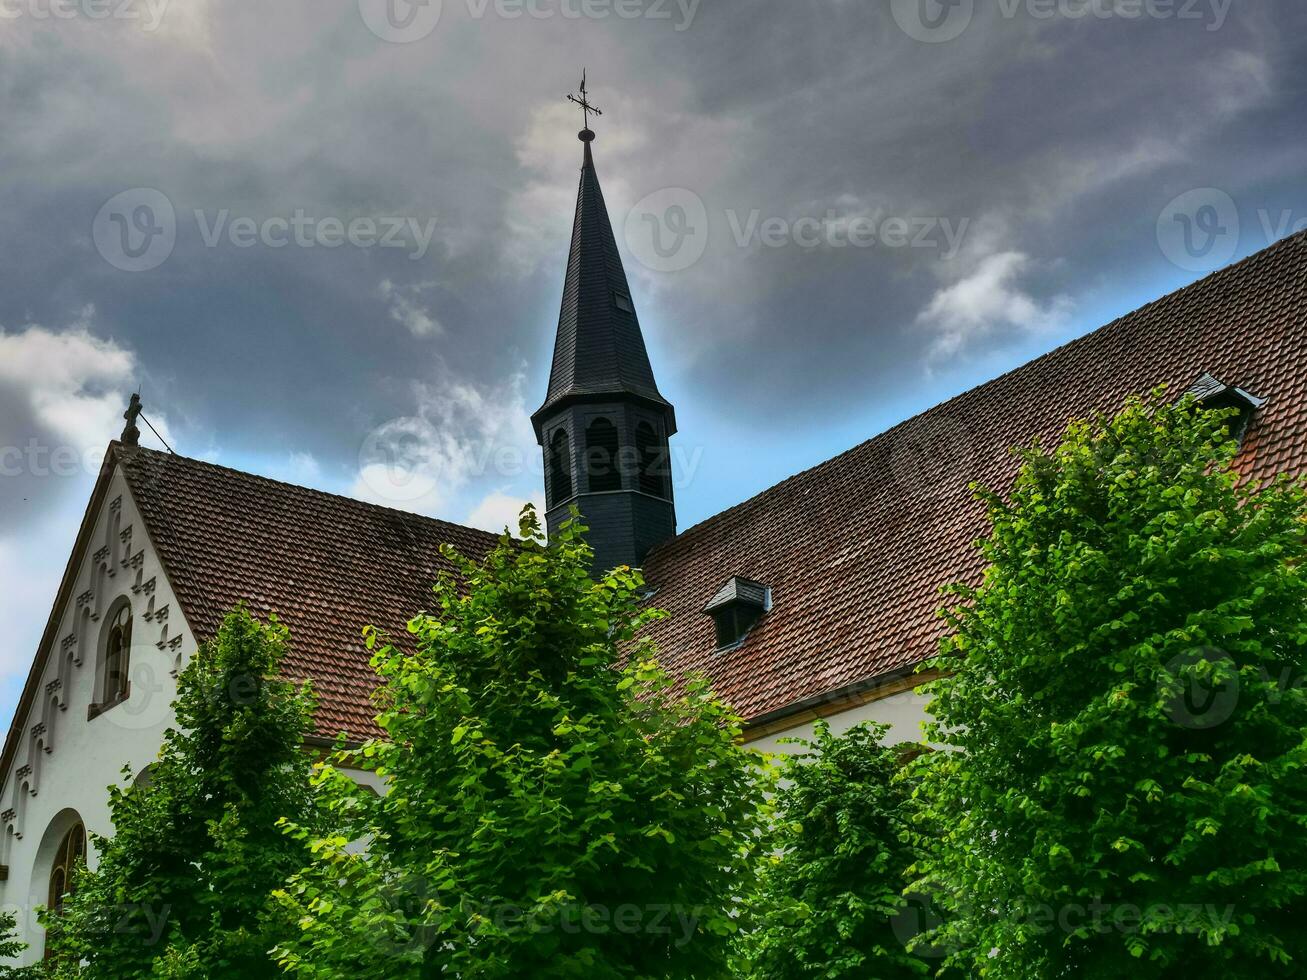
[464,490,545,536]
[266,450,322,487]
[0,310,176,461]
[916,251,1072,360]
[0,316,172,690]
[379,280,441,338]
[350,365,537,517]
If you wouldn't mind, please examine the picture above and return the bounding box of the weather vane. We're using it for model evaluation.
[567,70,602,135]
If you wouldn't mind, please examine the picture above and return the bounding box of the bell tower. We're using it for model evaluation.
[532,81,677,573]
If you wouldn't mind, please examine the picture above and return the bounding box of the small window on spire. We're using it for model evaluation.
[613,291,633,313]
[703,577,769,650]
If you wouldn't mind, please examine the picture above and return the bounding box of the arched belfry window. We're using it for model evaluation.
[98,603,132,709]
[585,418,622,493]
[549,429,573,502]
[635,422,668,498]
[44,821,86,961]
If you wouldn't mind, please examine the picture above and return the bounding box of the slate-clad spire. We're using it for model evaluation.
[533,113,678,574]
[531,129,675,437]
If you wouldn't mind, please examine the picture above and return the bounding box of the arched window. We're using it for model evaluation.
[132,765,156,792]
[635,422,668,498]
[100,603,132,707]
[585,418,622,493]
[44,822,86,961]
[548,429,573,502]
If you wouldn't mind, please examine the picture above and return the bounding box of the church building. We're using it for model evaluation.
[2,122,1306,962]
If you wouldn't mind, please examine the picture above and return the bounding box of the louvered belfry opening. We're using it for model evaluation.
[636,421,668,498]
[585,418,622,492]
[548,428,573,502]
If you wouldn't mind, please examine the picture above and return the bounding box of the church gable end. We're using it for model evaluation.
[0,454,193,957]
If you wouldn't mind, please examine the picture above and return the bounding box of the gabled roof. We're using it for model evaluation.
[532,136,674,437]
[639,230,1307,728]
[114,447,500,739]
[8,232,1307,770]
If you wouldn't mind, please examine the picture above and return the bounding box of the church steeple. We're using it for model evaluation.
[533,91,677,573]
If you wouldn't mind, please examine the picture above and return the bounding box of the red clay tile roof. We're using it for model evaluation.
[117,449,500,739]
[639,230,1307,726]
[15,232,1304,761]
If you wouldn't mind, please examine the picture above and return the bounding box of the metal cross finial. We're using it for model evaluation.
[566,69,602,134]
[121,392,142,447]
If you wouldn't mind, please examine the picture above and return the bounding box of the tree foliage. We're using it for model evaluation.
[274,508,772,979]
[739,721,929,979]
[911,393,1307,977]
[44,607,319,977]
[0,912,40,979]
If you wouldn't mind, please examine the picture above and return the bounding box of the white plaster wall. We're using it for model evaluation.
[746,687,934,757]
[0,465,190,964]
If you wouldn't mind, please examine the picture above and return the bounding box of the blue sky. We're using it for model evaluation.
[1,0,1305,725]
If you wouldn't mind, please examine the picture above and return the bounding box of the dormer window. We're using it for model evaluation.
[703,577,769,650]
[1186,372,1266,447]
[613,291,634,313]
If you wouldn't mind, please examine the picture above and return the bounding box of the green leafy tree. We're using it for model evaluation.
[275,508,772,979]
[911,393,1307,977]
[0,911,41,978]
[44,607,319,977]
[739,721,930,979]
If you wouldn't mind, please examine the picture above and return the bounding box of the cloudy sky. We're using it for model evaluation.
[1,0,1305,717]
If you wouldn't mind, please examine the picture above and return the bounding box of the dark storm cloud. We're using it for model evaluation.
[0,0,1305,527]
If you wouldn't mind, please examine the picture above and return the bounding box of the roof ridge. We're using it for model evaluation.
[651,228,1307,558]
[114,443,500,544]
